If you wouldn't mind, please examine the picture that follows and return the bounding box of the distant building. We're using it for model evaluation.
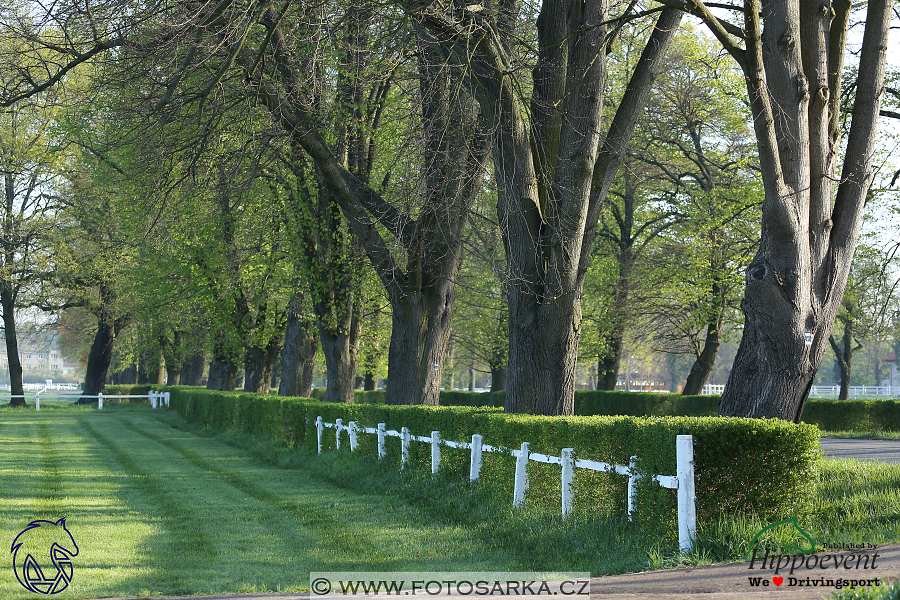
[0,336,78,375]
[884,351,898,388]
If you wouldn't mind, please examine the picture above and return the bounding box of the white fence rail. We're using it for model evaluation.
[701,384,900,398]
[315,416,696,552]
[4,390,169,411]
[2,382,80,392]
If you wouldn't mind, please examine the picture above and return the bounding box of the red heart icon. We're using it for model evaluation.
[773,577,783,586]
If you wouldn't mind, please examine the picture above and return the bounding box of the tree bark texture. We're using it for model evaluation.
[714,0,893,420]
[80,284,128,402]
[238,17,486,407]
[829,315,861,401]
[279,293,318,398]
[682,280,726,395]
[411,4,683,414]
[681,322,721,395]
[1,288,25,406]
[244,335,283,394]
[188,351,206,386]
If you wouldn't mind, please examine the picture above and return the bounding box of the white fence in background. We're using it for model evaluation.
[4,390,169,411]
[807,385,900,398]
[315,416,696,552]
[700,384,900,398]
[2,382,80,392]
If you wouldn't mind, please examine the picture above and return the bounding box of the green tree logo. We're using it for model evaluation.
[747,517,816,559]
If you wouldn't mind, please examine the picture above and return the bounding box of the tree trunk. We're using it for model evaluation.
[829,323,861,401]
[490,365,507,391]
[150,352,165,385]
[384,287,454,405]
[279,296,318,397]
[317,323,356,403]
[598,340,623,391]
[682,322,721,395]
[1,289,25,406]
[206,361,237,391]
[244,335,284,394]
[443,338,455,391]
[165,362,180,385]
[179,358,191,385]
[188,351,206,386]
[363,371,376,391]
[497,8,684,415]
[717,0,893,421]
[682,280,726,395]
[124,363,137,385]
[80,321,116,401]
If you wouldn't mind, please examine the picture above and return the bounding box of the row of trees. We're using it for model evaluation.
[1,0,897,419]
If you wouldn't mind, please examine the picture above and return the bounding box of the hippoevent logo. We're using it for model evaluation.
[11,518,79,594]
[745,517,881,591]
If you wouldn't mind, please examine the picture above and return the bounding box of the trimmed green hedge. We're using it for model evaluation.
[166,386,819,531]
[310,389,386,404]
[101,384,162,402]
[447,390,900,431]
[801,398,900,431]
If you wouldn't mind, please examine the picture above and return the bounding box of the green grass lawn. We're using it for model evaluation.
[2,405,900,599]
[0,405,533,599]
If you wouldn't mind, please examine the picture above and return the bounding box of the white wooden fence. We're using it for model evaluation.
[10,390,170,410]
[701,383,900,398]
[315,416,697,552]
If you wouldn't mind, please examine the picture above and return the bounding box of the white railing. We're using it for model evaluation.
[808,385,900,398]
[2,382,80,392]
[4,390,169,411]
[700,384,726,395]
[700,384,900,398]
[315,416,697,552]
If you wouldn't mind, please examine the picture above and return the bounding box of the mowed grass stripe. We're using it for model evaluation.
[76,416,220,590]
[113,411,513,572]
[1,412,161,600]
[113,416,353,556]
[0,407,521,598]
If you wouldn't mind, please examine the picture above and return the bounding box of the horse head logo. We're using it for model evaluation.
[11,518,79,594]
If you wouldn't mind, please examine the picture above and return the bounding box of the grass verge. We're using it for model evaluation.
[2,405,899,599]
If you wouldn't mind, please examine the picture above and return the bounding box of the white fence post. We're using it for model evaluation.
[431,431,441,474]
[349,421,358,451]
[335,418,343,449]
[316,416,323,454]
[627,456,640,520]
[165,391,170,407]
[512,442,529,507]
[401,427,410,469]
[377,423,386,459]
[98,392,103,410]
[561,448,574,520]
[151,391,157,408]
[677,435,696,552]
[35,392,40,411]
[469,434,483,482]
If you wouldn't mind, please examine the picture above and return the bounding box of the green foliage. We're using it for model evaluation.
[572,390,718,416]
[802,399,900,432]
[168,386,820,537]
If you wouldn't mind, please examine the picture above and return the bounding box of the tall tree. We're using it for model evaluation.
[660,0,895,420]
[828,242,900,399]
[634,31,760,395]
[405,1,686,414]
[0,32,72,405]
